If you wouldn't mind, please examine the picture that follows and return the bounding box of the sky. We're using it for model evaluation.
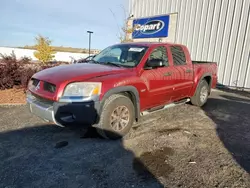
[0,0,128,50]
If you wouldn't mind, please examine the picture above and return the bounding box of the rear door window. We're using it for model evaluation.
[170,46,186,66]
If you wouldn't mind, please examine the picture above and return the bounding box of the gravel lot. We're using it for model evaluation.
[0,90,250,188]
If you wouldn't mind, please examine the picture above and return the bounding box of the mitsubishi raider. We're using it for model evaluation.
[27,42,217,139]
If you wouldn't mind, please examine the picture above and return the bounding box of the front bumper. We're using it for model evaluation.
[27,93,100,127]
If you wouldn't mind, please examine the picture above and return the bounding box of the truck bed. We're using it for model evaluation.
[192,61,217,64]
[192,61,218,89]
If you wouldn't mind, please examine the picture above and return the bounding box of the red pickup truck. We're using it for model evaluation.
[27,42,217,139]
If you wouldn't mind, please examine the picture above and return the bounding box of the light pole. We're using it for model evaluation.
[87,31,93,57]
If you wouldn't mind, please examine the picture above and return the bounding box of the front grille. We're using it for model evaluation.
[31,78,40,87]
[44,82,56,93]
[30,78,56,93]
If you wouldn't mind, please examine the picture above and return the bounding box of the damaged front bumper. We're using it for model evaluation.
[26,92,100,127]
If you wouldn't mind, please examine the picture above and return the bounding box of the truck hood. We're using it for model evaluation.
[33,63,131,84]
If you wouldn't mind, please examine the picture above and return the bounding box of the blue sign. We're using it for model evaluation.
[132,15,170,39]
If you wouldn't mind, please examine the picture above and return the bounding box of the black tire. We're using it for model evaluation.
[191,79,210,107]
[95,94,135,140]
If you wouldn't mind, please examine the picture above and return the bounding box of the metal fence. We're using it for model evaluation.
[129,0,250,89]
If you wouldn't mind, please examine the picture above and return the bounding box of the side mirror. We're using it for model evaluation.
[146,59,164,68]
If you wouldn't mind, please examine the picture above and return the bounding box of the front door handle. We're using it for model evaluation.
[163,72,172,76]
[186,69,192,73]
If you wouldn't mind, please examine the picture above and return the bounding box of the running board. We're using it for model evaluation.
[140,98,190,116]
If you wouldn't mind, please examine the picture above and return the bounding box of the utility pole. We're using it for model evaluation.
[87,31,93,57]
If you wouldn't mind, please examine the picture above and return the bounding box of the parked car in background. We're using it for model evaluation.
[70,55,95,64]
[77,55,95,63]
[26,42,217,139]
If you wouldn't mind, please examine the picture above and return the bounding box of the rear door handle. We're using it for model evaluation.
[163,72,172,76]
[185,69,192,73]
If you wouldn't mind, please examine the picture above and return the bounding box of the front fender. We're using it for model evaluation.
[100,86,140,120]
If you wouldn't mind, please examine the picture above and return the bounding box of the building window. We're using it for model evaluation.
[170,46,186,65]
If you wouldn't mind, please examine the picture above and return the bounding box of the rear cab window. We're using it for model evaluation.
[170,46,187,66]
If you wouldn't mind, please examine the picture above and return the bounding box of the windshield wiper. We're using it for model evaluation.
[103,62,123,67]
[88,59,100,64]
[88,60,123,67]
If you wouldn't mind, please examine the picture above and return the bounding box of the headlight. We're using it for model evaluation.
[62,82,102,97]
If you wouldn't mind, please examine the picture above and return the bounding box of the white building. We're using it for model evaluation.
[127,0,250,89]
[0,47,92,63]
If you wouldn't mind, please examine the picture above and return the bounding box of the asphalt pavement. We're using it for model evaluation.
[0,90,250,188]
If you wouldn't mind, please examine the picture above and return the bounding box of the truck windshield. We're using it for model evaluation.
[92,44,148,68]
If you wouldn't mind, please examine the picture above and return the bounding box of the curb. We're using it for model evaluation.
[212,88,225,93]
[212,88,250,98]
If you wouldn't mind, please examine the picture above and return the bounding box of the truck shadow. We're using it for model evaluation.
[0,111,165,187]
[202,94,250,173]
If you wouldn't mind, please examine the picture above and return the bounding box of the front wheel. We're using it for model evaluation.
[191,80,209,107]
[95,94,135,140]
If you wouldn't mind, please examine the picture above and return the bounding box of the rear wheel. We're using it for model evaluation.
[191,79,209,107]
[95,94,135,139]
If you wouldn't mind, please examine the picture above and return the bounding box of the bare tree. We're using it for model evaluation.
[109,4,134,43]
